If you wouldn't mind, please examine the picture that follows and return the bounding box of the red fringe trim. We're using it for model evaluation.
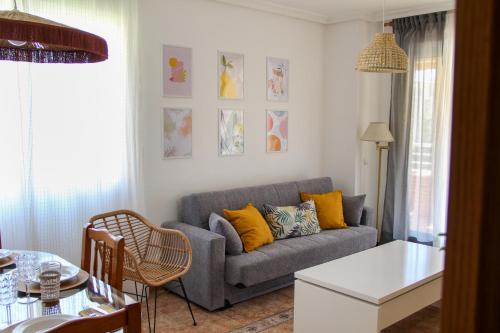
[0,17,108,63]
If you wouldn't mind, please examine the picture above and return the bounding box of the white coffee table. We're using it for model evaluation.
[294,240,444,333]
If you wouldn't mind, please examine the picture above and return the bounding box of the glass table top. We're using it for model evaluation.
[0,251,138,331]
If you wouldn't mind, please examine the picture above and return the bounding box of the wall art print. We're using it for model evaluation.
[267,110,288,153]
[218,51,244,99]
[163,45,192,97]
[219,109,244,156]
[163,108,192,159]
[267,57,289,102]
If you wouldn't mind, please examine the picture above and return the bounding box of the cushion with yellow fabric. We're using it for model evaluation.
[224,203,274,252]
[300,191,347,229]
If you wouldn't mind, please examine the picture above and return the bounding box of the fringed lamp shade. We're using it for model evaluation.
[0,9,108,63]
[356,32,408,73]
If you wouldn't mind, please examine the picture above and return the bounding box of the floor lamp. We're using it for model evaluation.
[361,122,394,243]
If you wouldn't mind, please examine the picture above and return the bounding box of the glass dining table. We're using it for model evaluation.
[0,251,141,332]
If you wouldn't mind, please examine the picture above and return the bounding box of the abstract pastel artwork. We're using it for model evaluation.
[219,109,244,156]
[267,57,289,102]
[163,108,192,159]
[218,51,244,100]
[267,110,288,153]
[163,45,192,97]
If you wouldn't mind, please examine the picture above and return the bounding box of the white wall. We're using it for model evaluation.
[323,20,391,217]
[139,0,325,223]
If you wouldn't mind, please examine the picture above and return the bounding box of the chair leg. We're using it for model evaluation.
[140,284,145,303]
[142,285,151,333]
[178,278,197,326]
[153,287,158,333]
[134,282,139,301]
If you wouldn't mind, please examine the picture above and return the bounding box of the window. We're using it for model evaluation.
[408,58,440,242]
[0,0,138,264]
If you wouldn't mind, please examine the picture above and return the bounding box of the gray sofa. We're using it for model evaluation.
[162,177,377,311]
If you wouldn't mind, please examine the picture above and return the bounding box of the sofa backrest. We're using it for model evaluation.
[180,177,333,229]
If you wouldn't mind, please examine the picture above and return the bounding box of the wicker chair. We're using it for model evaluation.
[89,210,196,333]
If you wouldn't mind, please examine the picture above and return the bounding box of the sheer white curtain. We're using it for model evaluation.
[0,0,141,264]
[406,12,454,244]
[432,12,454,245]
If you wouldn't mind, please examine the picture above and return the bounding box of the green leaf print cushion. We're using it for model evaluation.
[262,200,321,240]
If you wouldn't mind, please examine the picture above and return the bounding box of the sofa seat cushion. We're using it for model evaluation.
[224,225,377,287]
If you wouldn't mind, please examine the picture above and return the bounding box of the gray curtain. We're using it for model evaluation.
[382,12,446,244]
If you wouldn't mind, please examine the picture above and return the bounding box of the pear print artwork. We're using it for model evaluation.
[218,51,244,99]
[220,55,237,98]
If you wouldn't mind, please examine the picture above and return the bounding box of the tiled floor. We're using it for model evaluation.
[139,286,440,332]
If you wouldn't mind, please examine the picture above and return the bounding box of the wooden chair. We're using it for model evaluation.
[89,210,196,333]
[46,308,140,333]
[81,223,125,291]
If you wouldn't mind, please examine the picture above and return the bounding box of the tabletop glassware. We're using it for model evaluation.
[40,261,61,303]
[15,252,38,304]
[0,270,18,325]
[42,301,61,316]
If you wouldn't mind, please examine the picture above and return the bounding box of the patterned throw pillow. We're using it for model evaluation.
[263,200,321,240]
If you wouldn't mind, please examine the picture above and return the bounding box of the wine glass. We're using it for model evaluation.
[0,270,18,325]
[16,252,38,304]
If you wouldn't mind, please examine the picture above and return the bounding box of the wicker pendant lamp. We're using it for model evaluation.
[356,0,408,73]
[0,1,108,63]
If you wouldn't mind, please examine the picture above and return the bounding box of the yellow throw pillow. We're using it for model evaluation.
[224,203,274,252]
[300,191,347,229]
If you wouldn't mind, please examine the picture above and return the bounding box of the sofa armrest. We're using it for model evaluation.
[360,206,375,228]
[162,221,226,311]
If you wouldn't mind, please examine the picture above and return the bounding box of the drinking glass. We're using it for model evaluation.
[42,301,61,316]
[39,261,61,303]
[0,270,18,325]
[16,252,38,304]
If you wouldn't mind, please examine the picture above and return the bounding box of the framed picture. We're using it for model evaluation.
[267,57,289,102]
[163,108,192,159]
[218,51,244,100]
[266,110,288,153]
[163,45,192,97]
[219,109,244,156]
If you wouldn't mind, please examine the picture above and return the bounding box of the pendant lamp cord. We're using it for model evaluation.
[382,0,385,32]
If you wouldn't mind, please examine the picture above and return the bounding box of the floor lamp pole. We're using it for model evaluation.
[361,122,394,244]
[376,144,388,243]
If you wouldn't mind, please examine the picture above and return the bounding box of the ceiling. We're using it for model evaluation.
[213,0,455,24]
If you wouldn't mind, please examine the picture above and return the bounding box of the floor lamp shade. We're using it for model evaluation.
[361,122,394,143]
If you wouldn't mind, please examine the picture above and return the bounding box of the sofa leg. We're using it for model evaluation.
[178,278,197,326]
[216,299,233,311]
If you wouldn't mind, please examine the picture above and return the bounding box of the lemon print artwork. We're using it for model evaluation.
[163,45,192,97]
[218,52,244,99]
[168,57,186,83]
